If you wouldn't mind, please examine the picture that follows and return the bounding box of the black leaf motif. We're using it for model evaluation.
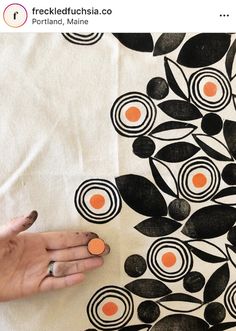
[149,158,178,197]
[193,134,232,161]
[115,175,167,217]
[209,322,236,331]
[155,142,200,163]
[157,293,202,313]
[227,227,236,245]
[119,325,151,331]
[151,314,208,331]
[153,33,185,56]
[203,263,230,303]
[224,120,236,159]
[213,187,236,206]
[113,33,154,52]
[125,279,171,298]
[225,39,236,80]
[135,217,181,237]
[159,293,202,304]
[182,205,236,239]
[187,240,228,263]
[150,121,196,141]
[158,100,202,120]
[164,57,189,100]
[226,245,236,268]
[177,33,231,68]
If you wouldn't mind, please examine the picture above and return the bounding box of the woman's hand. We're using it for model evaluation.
[0,211,110,302]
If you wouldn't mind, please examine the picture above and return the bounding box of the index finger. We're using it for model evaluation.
[41,231,98,250]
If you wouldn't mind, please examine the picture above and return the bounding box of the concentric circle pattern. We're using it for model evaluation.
[87,286,134,330]
[111,92,157,137]
[147,238,193,282]
[224,282,236,318]
[62,33,103,45]
[189,68,232,112]
[74,179,121,223]
[178,157,220,203]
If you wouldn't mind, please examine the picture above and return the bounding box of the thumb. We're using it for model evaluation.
[0,210,38,239]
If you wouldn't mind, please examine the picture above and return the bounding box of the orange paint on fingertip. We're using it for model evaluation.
[102,302,118,316]
[192,173,207,188]
[88,238,106,255]
[125,107,141,122]
[162,252,176,268]
[203,82,217,97]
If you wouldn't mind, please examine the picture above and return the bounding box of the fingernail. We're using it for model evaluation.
[26,210,38,223]
[103,244,110,255]
[88,232,99,238]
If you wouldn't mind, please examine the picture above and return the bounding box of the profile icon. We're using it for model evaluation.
[3,3,28,28]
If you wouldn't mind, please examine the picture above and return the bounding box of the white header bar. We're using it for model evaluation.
[0,0,235,32]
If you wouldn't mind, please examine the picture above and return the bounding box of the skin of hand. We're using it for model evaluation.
[0,211,110,302]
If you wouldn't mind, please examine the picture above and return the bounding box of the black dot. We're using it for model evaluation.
[227,226,236,245]
[133,136,155,158]
[168,198,191,221]
[222,163,236,185]
[138,300,160,323]
[146,77,169,100]
[183,271,205,293]
[201,113,223,136]
[124,254,147,277]
[204,302,226,325]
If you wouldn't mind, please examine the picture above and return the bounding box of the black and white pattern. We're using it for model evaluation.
[87,285,134,330]
[62,33,103,45]
[147,237,193,282]
[224,282,236,319]
[110,92,157,137]
[74,179,121,224]
[189,68,232,112]
[178,157,220,203]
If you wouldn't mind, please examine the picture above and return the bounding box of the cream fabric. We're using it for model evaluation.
[0,33,235,331]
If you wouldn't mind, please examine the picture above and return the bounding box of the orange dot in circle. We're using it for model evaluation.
[102,301,118,316]
[192,173,207,188]
[125,107,141,122]
[162,252,176,268]
[90,194,105,209]
[203,82,217,97]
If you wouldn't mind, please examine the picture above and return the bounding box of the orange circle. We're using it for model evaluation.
[90,194,105,209]
[88,238,106,255]
[162,252,176,268]
[192,173,207,188]
[125,107,141,122]
[102,301,118,316]
[203,82,217,97]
